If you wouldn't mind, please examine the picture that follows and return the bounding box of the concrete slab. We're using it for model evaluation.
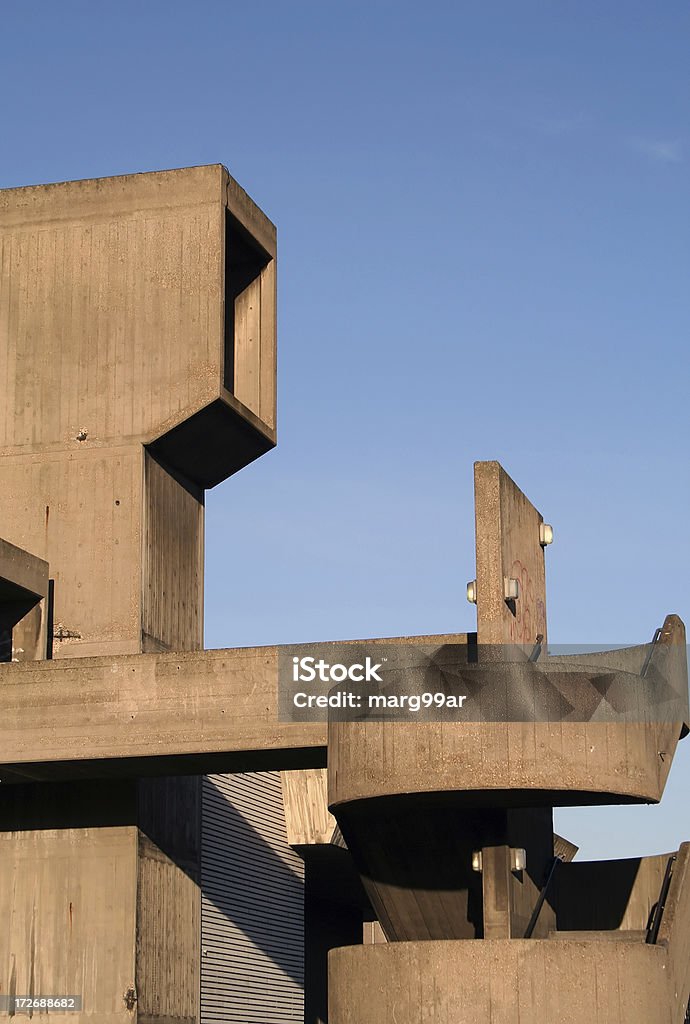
[0,633,464,780]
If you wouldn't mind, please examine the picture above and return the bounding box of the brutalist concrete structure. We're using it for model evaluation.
[1,166,689,1023]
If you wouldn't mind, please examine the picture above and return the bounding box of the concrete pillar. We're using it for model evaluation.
[0,165,277,1022]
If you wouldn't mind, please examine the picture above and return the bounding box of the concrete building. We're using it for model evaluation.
[0,166,689,1023]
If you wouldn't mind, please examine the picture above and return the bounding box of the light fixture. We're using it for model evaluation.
[539,523,554,546]
[511,848,527,872]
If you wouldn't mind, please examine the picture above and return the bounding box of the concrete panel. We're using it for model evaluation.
[0,826,138,1022]
[281,770,337,847]
[329,939,674,1024]
[0,645,324,776]
[0,165,277,471]
[137,830,201,1024]
[1,450,205,659]
[142,453,204,654]
[0,446,144,658]
[0,168,222,453]
[474,460,548,648]
[328,617,687,808]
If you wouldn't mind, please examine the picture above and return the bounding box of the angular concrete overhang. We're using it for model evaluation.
[0,164,277,488]
[0,537,49,605]
[0,538,50,662]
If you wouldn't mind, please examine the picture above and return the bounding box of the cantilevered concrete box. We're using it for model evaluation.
[0,164,276,486]
[0,166,277,657]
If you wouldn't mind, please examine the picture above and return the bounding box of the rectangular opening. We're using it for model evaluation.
[224,210,271,397]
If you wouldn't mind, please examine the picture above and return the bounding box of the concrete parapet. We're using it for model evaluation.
[329,938,673,1023]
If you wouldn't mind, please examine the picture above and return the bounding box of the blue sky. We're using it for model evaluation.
[2,0,688,858]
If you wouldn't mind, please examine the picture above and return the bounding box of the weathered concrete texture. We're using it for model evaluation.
[0,827,138,1022]
[1,449,205,660]
[0,537,49,599]
[142,452,204,654]
[0,633,465,779]
[0,164,276,468]
[0,165,276,660]
[474,460,547,648]
[281,769,338,847]
[0,817,200,1023]
[328,939,674,1023]
[0,643,320,779]
[658,843,690,1020]
[328,717,680,808]
[136,777,201,1024]
[0,537,49,662]
[2,446,145,658]
[0,165,281,1024]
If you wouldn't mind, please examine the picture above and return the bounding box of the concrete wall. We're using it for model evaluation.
[329,939,675,1023]
[0,827,138,1022]
[0,165,276,659]
[137,777,202,1024]
[142,453,204,654]
[553,852,672,932]
[328,717,678,808]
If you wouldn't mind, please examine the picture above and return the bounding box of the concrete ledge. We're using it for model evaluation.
[0,645,324,778]
[0,633,463,780]
[0,537,49,602]
[329,939,672,1023]
[328,718,682,807]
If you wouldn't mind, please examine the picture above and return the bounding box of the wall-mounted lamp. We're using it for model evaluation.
[539,523,554,546]
[511,848,527,872]
[471,848,527,874]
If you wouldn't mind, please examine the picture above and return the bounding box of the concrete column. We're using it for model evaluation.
[0,165,277,1023]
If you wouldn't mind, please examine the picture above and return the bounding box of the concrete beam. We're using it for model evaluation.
[0,633,463,782]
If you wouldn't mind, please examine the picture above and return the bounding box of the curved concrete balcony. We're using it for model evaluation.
[329,935,682,1024]
[328,615,688,811]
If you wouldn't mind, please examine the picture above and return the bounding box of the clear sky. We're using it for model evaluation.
[3,0,688,859]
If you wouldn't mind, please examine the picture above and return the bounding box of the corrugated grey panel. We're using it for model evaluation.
[200,772,304,1024]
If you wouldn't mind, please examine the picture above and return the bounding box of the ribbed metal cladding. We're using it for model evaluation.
[200,772,305,1023]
